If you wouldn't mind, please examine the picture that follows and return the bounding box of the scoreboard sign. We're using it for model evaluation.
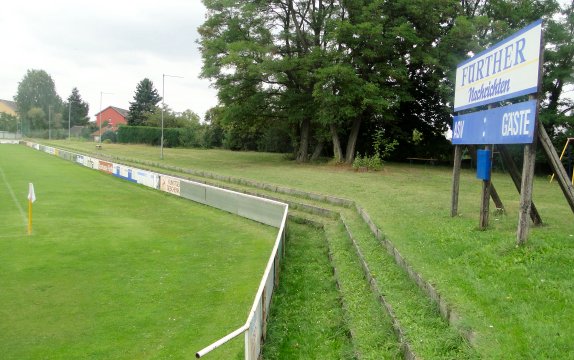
[452,100,537,145]
[454,19,542,112]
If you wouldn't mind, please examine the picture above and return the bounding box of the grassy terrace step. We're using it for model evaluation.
[339,210,478,359]
[262,222,354,359]
[322,219,402,359]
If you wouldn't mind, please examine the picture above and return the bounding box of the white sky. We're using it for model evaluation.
[0,0,218,121]
[1,2,570,125]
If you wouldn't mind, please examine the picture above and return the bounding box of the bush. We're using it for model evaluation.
[179,126,203,148]
[118,125,214,149]
[118,126,161,145]
[353,153,383,172]
[101,130,117,143]
[352,154,367,170]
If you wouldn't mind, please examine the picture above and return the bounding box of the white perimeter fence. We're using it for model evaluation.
[16,141,289,359]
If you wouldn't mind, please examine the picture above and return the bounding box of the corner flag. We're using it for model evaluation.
[28,183,35,235]
[28,183,36,203]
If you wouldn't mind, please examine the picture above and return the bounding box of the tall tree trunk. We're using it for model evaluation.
[345,117,362,164]
[330,124,344,162]
[297,118,310,162]
[310,141,324,161]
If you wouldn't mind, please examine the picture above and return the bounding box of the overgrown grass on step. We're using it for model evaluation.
[323,220,402,359]
[262,222,354,359]
[341,210,478,359]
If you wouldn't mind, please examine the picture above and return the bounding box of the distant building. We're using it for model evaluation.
[91,106,128,142]
[93,106,129,130]
[91,125,114,142]
[0,99,17,117]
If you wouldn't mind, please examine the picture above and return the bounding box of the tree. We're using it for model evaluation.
[203,106,225,148]
[26,107,46,131]
[199,0,478,162]
[0,112,18,132]
[144,107,201,128]
[14,69,62,131]
[127,78,162,126]
[541,1,574,144]
[63,87,90,127]
[199,0,569,162]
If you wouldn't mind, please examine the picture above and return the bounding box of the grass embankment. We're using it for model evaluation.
[0,145,276,359]
[44,140,574,358]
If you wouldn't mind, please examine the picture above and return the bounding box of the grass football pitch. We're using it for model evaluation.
[0,144,276,359]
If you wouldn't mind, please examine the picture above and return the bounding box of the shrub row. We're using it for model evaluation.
[117,126,206,148]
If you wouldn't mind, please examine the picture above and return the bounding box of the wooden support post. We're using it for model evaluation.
[517,93,540,245]
[479,145,492,230]
[538,125,574,214]
[517,140,537,245]
[498,145,542,225]
[516,28,545,245]
[451,145,462,217]
[469,145,505,212]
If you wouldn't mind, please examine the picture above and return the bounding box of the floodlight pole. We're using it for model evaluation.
[48,105,52,140]
[99,91,113,144]
[68,100,72,139]
[161,73,184,160]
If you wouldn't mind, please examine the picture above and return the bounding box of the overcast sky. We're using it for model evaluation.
[2,2,571,124]
[0,0,217,121]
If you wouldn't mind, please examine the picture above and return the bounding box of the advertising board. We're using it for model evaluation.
[454,20,542,112]
[160,175,181,196]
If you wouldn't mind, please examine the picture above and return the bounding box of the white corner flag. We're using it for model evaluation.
[28,183,36,203]
[28,183,35,235]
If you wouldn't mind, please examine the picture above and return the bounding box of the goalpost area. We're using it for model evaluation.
[0,142,287,359]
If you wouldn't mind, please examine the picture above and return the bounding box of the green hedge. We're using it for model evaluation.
[117,126,186,147]
[117,125,212,148]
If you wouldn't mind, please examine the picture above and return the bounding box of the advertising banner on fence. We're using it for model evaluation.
[133,169,159,189]
[160,176,181,196]
[113,164,137,183]
[84,156,99,169]
[454,19,542,112]
[99,161,113,174]
[452,100,537,145]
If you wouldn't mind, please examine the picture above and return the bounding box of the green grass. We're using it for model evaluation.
[262,222,354,359]
[0,145,276,359]
[322,219,403,359]
[339,210,477,359]
[44,140,574,358]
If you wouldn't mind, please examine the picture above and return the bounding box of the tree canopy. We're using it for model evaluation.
[199,0,574,161]
[127,78,162,126]
[14,69,63,133]
[144,107,201,128]
[64,87,90,127]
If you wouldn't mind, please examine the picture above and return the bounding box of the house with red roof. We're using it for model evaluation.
[92,106,129,141]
